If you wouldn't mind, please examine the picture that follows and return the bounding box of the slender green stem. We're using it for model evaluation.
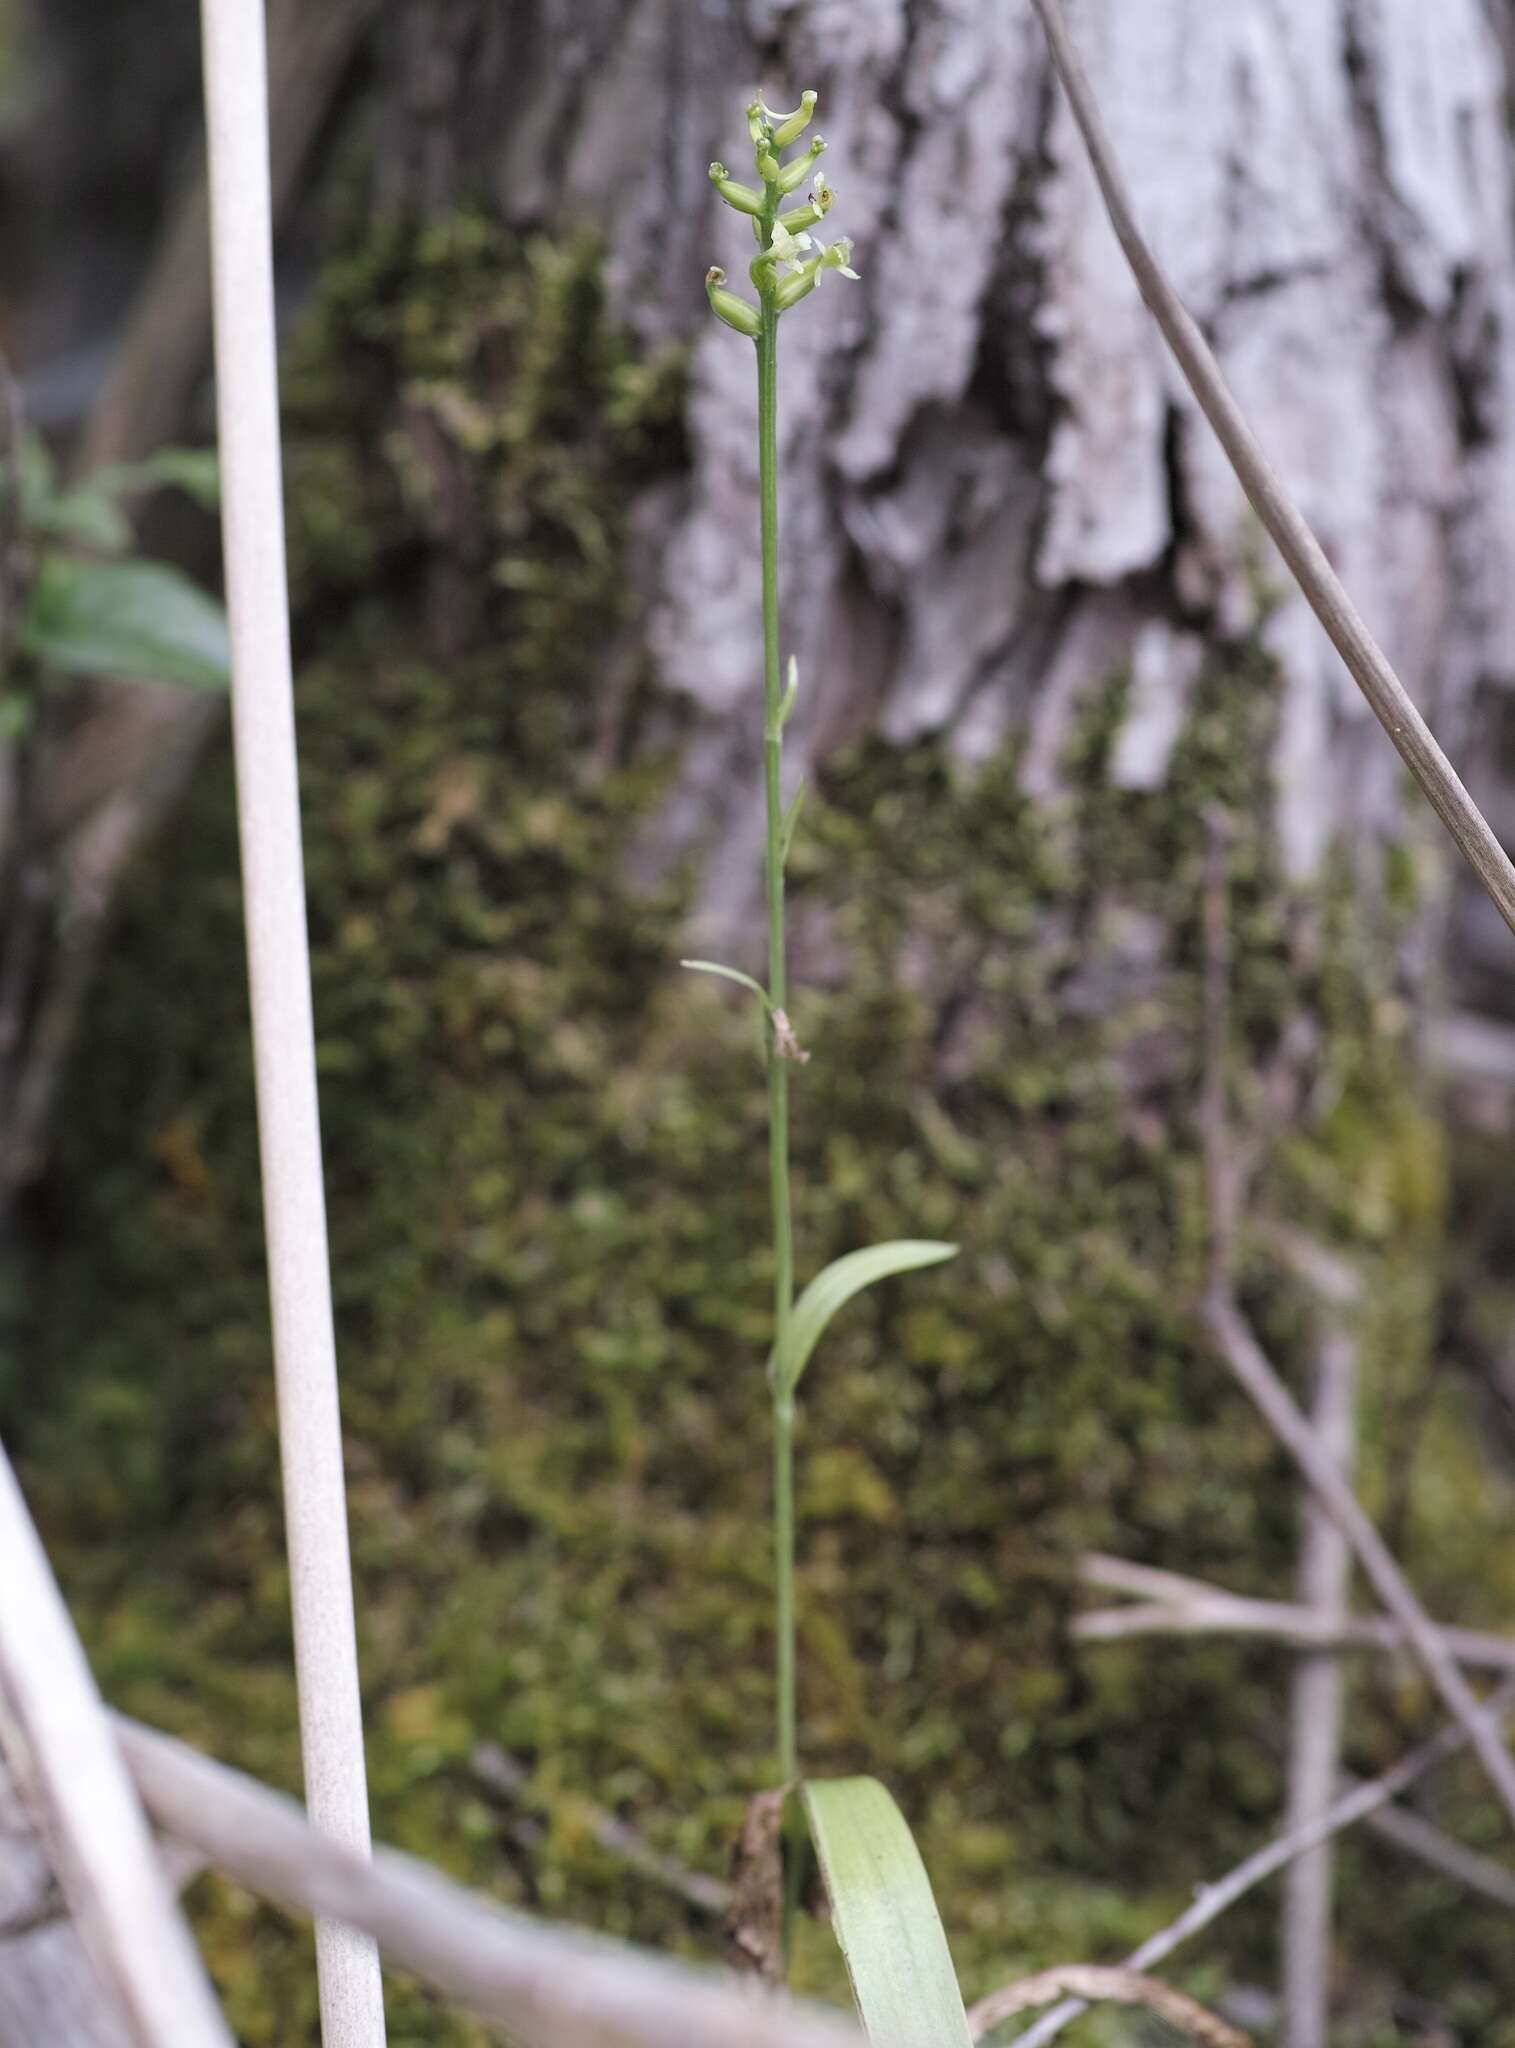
[756,243,797,1794]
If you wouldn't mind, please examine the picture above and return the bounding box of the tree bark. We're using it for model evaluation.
[7,0,1515,1182]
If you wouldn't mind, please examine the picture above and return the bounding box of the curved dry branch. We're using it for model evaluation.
[969,1967,1249,2048]
[113,1716,859,2048]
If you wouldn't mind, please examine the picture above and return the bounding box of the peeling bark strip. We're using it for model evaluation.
[725,1788,788,1985]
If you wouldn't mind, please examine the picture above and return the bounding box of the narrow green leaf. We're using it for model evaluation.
[771,1240,957,1396]
[12,430,55,513]
[27,487,132,554]
[91,446,221,510]
[779,776,806,868]
[679,959,772,1010]
[21,557,230,689]
[802,1777,974,2048]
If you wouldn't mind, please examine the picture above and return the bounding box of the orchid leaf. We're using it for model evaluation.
[802,1776,974,2048]
[770,1240,958,1397]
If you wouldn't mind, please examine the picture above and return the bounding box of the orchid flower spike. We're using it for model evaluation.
[704,89,858,337]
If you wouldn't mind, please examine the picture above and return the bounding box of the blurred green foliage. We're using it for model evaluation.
[11,215,1515,2046]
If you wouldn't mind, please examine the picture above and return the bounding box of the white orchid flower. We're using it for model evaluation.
[767,217,814,273]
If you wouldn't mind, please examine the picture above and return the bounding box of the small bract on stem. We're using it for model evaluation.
[687,84,956,1970]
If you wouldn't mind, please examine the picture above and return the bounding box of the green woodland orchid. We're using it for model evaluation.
[685,93,955,1867]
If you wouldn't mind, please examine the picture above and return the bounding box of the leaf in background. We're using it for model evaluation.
[91,446,221,510]
[802,1777,974,2048]
[12,430,55,514]
[26,486,132,554]
[770,1241,958,1396]
[22,557,230,689]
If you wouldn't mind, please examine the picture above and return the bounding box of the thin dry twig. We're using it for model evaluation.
[470,1742,731,1920]
[1198,1295,1515,1830]
[1027,0,1515,937]
[1351,1785,1515,1912]
[112,1716,860,2048]
[1188,770,1515,1834]
[1281,1326,1354,2048]
[970,1676,1515,2046]
[1073,1592,1515,1673]
[970,1967,1250,2048]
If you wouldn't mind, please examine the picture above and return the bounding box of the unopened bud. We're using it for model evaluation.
[709,161,765,217]
[776,137,826,194]
[772,90,818,151]
[705,266,761,338]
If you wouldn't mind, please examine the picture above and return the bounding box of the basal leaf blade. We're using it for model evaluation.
[771,1241,957,1396]
[802,1776,974,2048]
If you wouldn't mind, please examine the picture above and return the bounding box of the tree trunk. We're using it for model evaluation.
[377,0,1515,943]
[10,2,1515,2038]
[9,0,1515,1187]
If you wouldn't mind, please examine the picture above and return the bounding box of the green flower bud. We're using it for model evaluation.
[756,147,781,184]
[776,137,826,194]
[746,98,767,146]
[705,266,761,338]
[772,90,818,151]
[709,161,765,217]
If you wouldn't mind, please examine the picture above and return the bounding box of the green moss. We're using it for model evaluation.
[13,213,1515,2042]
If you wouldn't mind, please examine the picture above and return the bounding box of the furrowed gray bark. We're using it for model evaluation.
[9,0,1515,1171]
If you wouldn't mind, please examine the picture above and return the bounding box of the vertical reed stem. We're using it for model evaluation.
[199,4,385,2039]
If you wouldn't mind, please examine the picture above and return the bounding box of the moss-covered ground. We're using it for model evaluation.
[11,216,1515,2045]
